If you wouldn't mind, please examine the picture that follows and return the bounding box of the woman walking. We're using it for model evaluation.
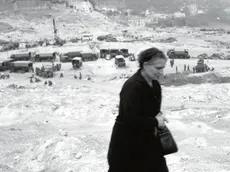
[107,47,169,172]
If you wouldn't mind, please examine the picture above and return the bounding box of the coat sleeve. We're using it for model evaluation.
[119,81,158,129]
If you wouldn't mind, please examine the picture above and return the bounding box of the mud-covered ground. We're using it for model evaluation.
[0,58,230,172]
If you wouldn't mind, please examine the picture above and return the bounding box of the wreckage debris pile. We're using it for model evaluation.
[162,73,230,86]
[155,37,177,43]
[196,53,228,60]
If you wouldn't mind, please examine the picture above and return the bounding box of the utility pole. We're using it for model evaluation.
[53,18,58,41]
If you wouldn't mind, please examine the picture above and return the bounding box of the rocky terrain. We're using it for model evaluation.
[0,1,230,170]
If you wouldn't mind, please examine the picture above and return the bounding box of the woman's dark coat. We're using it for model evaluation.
[107,69,168,172]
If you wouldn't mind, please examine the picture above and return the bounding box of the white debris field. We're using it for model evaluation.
[0,28,230,172]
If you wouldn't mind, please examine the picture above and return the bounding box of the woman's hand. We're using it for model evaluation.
[155,112,168,128]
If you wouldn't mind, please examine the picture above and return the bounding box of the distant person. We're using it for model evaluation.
[30,78,33,83]
[187,65,190,71]
[184,64,186,71]
[193,67,195,73]
[48,80,53,86]
[176,66,178,73]
[107,47,170,172]
[35,77,40,82]
[79,72,82,80]
[211,67,215,71]
[170,59,174,67]
[6,74,10,79]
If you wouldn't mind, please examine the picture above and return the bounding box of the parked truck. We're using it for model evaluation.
[115,55,126,68]
[72,57,83,69]
[34,53,56,62]
[10,52,34,61]
[9,61,33,73]
[167,49,190,59]
[60,51,82,62]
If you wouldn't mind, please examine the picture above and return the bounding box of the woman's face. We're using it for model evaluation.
[143,57,167,80]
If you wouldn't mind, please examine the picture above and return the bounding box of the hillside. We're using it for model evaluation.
[94,0,230,12]
[0,3,122,42]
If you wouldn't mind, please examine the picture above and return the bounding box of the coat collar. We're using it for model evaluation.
[133,69,146,83]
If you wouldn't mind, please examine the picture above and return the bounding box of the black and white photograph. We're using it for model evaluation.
[0,0,230,171]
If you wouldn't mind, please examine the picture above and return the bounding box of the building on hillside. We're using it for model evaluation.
[153,13,172,19]
[145,17,158,25]
[128,16,146,27]
[66,0,93,12]
[100,7,118,13]
[13,0,51,11]
[188,3,198,16]
[127,14,159,27]
[173,12,186,18]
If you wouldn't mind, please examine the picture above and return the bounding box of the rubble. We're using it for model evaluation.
[196,53,228,60]
[7,84,25,89]
[205,40,230,49]
[162,73,230,86]
[197,53,209,59]
[226,55,230,60]
[0,73,10,79]
[209,53,226,60]
[155,37,177,43]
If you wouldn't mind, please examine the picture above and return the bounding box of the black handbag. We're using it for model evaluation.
[157,125,178,156]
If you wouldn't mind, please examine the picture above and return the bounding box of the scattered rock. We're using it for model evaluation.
[209,53,225,60]
[73,152,82,159]
[197,53,209,59]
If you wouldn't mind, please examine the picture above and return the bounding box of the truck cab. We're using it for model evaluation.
[115,55,126,67]
[72,57,83,69]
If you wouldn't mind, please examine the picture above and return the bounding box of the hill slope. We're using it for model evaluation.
[95,0,229,12]
[0,6,121,42]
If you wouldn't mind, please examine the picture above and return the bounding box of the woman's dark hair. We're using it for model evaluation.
[138,47,166,69]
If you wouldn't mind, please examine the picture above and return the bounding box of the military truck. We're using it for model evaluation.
[120,48,135,59]
[42,64,54,78]
[100,49,110,58]
[72,57,83,69]
[109,49,121,59]
[10,52,33,61]
[115,55,126,68]
[60,51,82,62]
[35,53,56,62]
[81,53,98,61]
[0,59,14,71]
[194,58,210,73]
[97,35,117,42]
[120,49,129,57]
[9,61,33,73]
[35,64,53,78]
[167,49,190,59]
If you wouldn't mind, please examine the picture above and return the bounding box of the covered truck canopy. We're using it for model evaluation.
[11,61,33,67]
